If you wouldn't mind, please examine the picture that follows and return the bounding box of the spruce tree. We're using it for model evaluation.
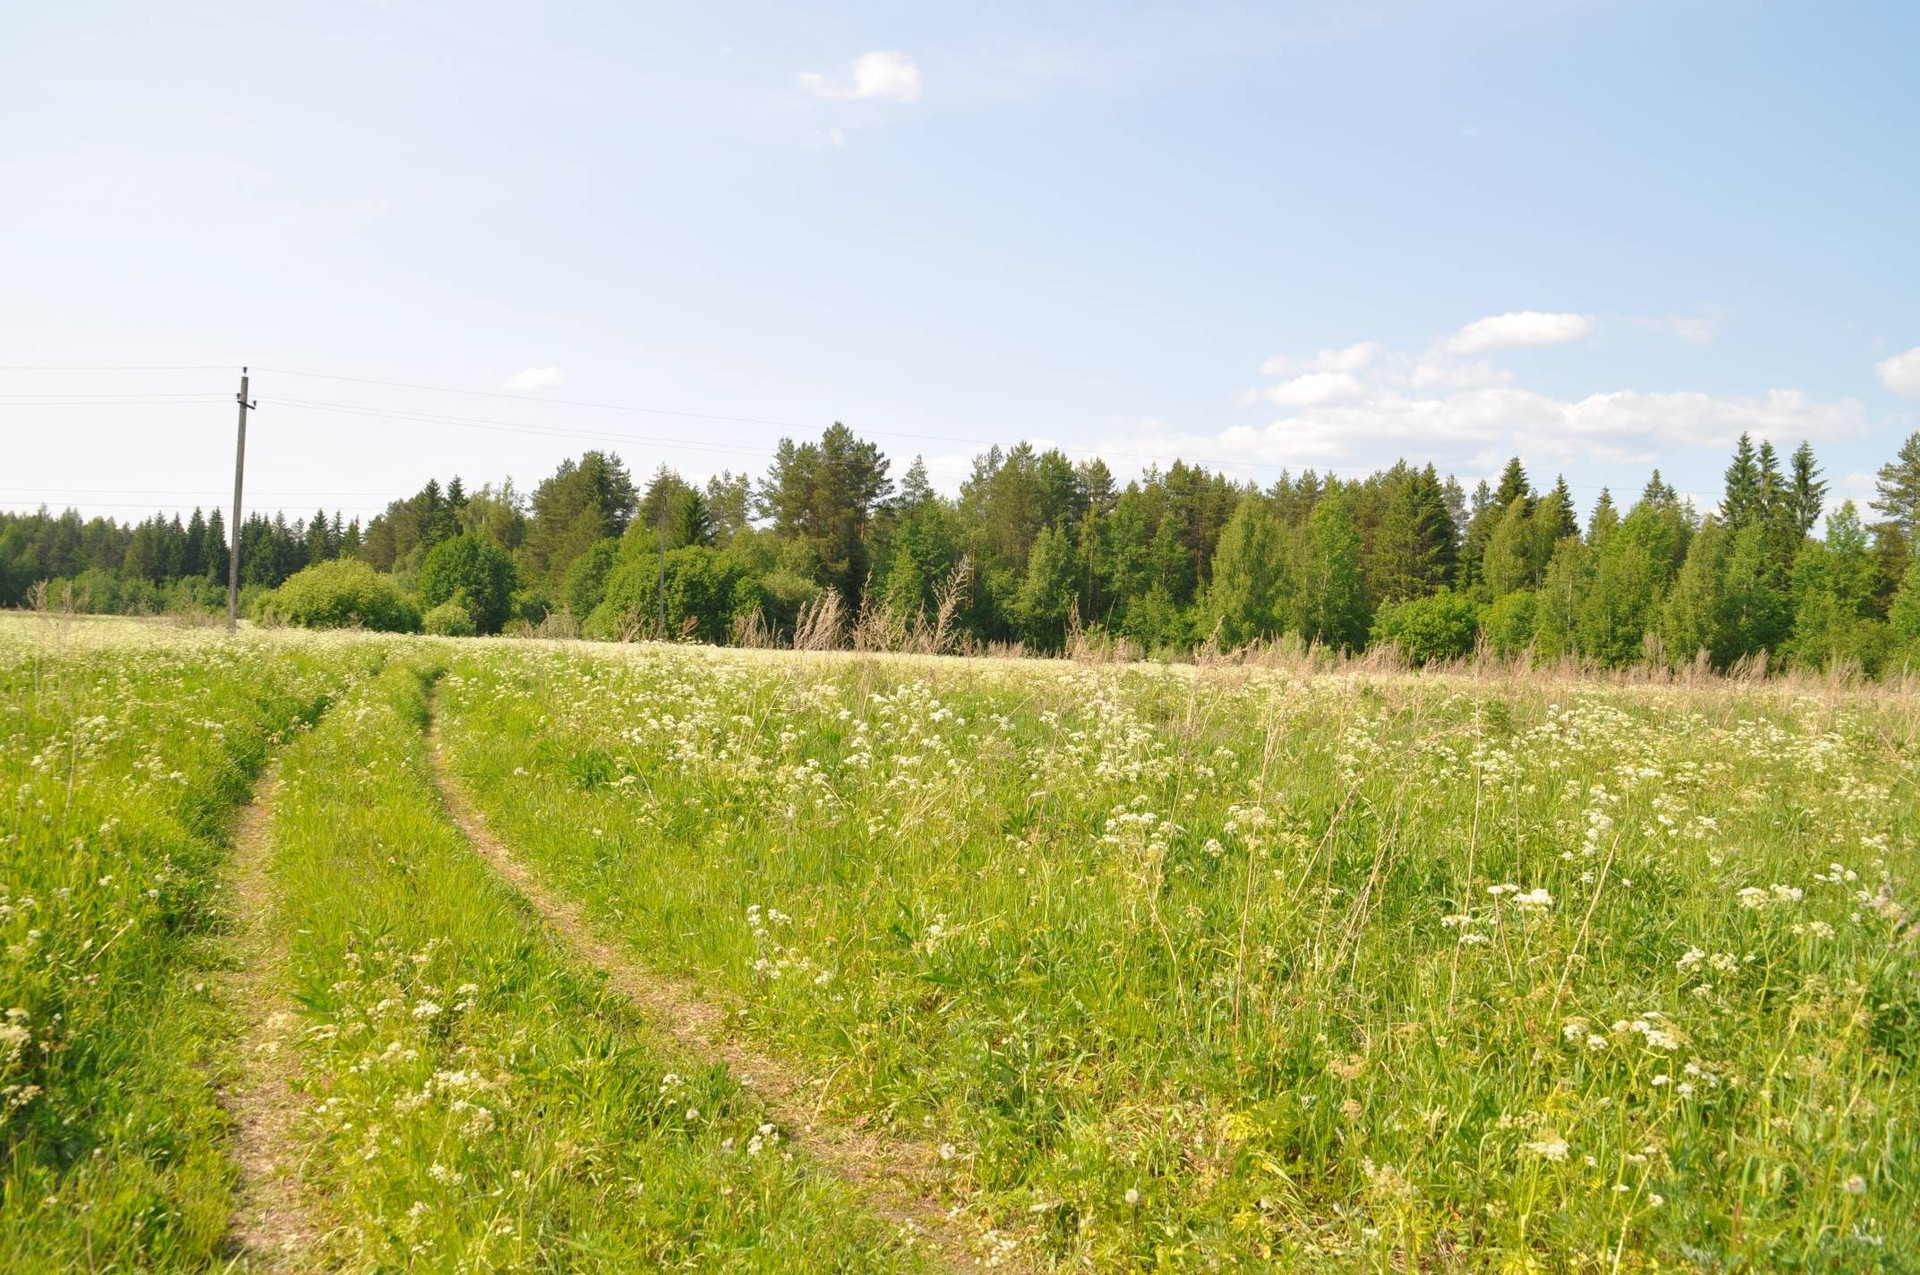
[1720,433,1761,530]
[1494,458,1532,512]
[1658,516,1728,666]
[1370,466,1454,602]
[1586,489,1619,544]
[1786,441,1827,537]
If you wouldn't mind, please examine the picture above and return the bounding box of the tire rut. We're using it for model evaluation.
[424,709,1032,1274]
[217,767,322,1271]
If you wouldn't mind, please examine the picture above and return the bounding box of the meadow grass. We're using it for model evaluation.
[4,615,1915,1271]
[439,644,1920,1271]
[0,616,368,1271]
[257,653,926,1270]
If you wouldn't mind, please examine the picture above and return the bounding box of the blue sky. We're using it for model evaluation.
[3,0,1917,525]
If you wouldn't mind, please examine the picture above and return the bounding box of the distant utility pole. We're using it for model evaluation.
[226,367,256,633]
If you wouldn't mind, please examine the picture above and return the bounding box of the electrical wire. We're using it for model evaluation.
[0,365,232,372]
[0,399,231,408]
[263,398,780,463]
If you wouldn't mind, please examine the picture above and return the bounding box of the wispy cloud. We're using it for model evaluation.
[1442,310,1594,355]
[798,51,923,103]
[1264,371,1367,407]
[504,366,565,391]
[1631,313,1722,345]
[1260,340,1379,378]
[1876,346,1920,399]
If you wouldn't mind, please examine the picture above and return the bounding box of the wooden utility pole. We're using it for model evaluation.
[226,367,255,632]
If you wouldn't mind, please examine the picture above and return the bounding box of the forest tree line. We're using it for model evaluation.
[7,426,1920,674]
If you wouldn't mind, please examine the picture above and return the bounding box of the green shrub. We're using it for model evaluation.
[561,539,620,618]
[423,600,477,637]
[1482,589,1538,660]
[418,535,517,634]
[255,559,420,632]
[1370,589,1481,665]
[584,546,748,643]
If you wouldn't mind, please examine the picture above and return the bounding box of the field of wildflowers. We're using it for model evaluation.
[3,615,1915,1271]
[440,644,1919,1271]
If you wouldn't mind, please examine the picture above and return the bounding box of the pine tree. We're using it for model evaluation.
[702,472,754,543]
[1871,432,1920,545]
[758,423,892,606]
[524,452,639,584]
[1076,458,1118,517]
[897,456,936,511]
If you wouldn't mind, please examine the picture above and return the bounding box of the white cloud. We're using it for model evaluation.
[504,366,565,391]
[798,51,923,103]
[1260,340,1378,377]
[1632,314,1720,345]
[1442,310,1594,354]
[1876,346,1920,399]
[1220,318,1868,484]
[1404,356,1511,390]
[1220,386,1866,472]
[1265,370,1366,407]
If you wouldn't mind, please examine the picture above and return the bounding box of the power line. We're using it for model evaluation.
[265,397,777,462]
[0,499,393,513]
[0,398,231,408]
[0,486,396,496]
[254,365,823,432]
[0,392,228,400]
[0,364,232,372]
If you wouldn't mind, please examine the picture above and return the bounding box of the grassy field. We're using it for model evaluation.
[3,615,1916,1271]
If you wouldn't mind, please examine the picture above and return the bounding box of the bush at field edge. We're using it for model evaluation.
[254,559,421,632]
